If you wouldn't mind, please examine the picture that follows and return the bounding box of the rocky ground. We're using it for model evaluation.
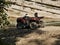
[0,26,60,45]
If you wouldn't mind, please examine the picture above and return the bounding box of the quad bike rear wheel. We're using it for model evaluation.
[17,24,22,29]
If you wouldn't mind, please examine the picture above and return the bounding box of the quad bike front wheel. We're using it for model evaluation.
[39,21,45,28]
[30,22,38,29]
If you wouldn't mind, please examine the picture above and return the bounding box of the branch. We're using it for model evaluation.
[4,8,8,11]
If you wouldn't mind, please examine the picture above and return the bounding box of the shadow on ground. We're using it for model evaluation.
[0,27,45,45]
[53,34,60,45]
[28,39,45,45]
[54,40,60,45]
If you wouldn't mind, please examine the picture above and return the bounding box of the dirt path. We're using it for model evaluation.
[0,26,60,45]
[16,26,60,45]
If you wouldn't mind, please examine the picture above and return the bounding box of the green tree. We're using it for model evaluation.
[0,0,10,28]
[0,0,17,28]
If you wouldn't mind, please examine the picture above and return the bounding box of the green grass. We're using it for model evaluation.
[46,21,60,26]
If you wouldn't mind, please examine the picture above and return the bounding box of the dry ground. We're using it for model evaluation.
[16,26,60,45]
[0,15,60,45]
[0,26,60,45]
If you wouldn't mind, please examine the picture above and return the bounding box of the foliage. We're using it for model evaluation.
[0,0,10,28]
[0,0,17,28]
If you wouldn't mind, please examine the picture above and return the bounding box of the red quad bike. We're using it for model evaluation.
[16,16,44,29]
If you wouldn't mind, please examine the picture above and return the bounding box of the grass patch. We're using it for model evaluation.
[46,21,60,26]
